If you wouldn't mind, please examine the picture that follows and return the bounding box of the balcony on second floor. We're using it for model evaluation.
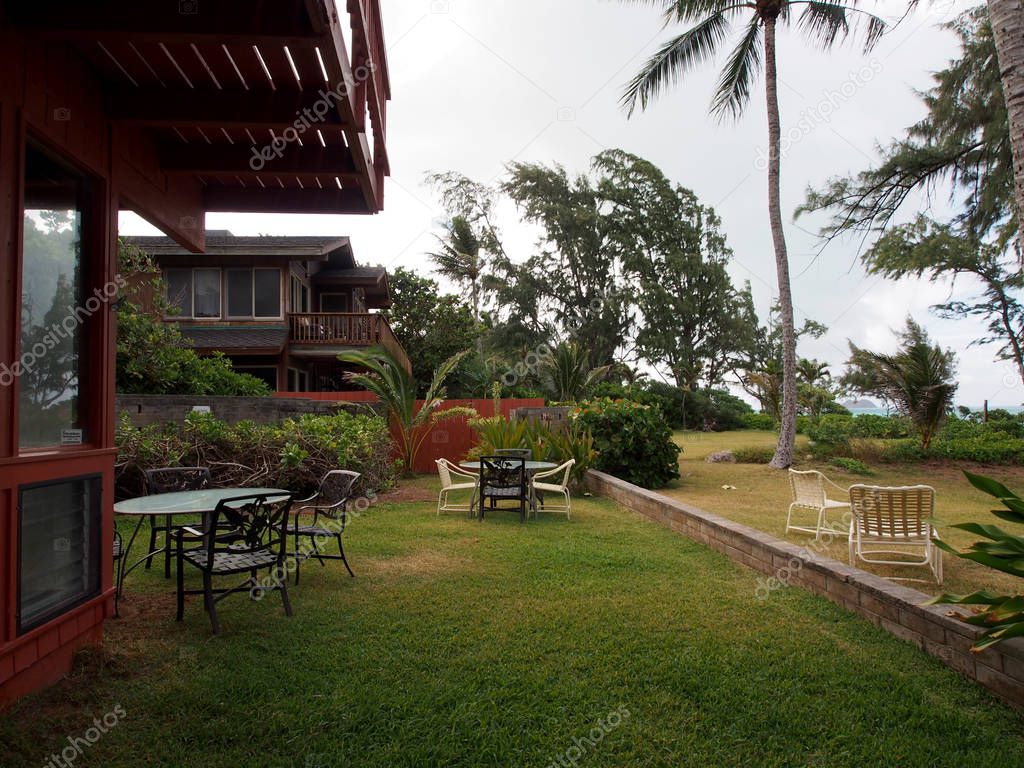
[287,312,411,374]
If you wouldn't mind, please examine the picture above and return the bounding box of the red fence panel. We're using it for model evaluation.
[272,393,545,472]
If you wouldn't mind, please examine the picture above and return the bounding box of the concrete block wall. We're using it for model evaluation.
[585,469,1024,707]
[115,394,371,428]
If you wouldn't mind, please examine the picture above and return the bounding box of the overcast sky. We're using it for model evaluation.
[120,0,1014,408]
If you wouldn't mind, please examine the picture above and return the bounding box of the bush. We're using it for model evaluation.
[849,413,913,439]
[115,410,398,500]
[829,457,873,475]
[732,446,774,464]
[573,399,680,488]
[806,414,855,448]
[742,413,776,431]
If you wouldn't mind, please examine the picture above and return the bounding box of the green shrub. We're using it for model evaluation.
[742,413,776,431]
[849,413,913,439]
[469,416,597,489]
[806,414,855,448]
[829,456,873,475]
[573,398,680,488]
[732,446,774,464]
[115,410,398,499]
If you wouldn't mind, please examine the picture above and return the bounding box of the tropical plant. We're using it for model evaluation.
[622,0,887,469]
[573,398,681,488]
[337,346,476,474]
[842,318,958,450]
[538,341,611,402]
[929,471,1024,651]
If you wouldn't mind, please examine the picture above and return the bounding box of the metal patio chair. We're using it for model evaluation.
[175,492,294,634]
[289,470,360,584]
[436,459,478,517]
[478,456,528,522]
[786,469,851,540]
[848,484,942,584]
[143,466,213,578]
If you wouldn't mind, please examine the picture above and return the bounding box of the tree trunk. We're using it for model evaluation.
[764,17,798,469]
[988,0,1024,259]
[471,280,483,357]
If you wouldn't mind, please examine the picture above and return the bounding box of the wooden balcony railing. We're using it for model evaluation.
[288,313,410,373]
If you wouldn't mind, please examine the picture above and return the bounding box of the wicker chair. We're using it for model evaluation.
[289,470,359,585]
[848,484,942,584]
[530,459,575,520]
[436,459,478,516]
[786,469,851,540]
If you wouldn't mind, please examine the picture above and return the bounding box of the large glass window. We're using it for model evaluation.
[165,269,193,316]
[194,269,221,317]
[254,270,281,317]
[164,268,221,318]
[226,268,280,318]
[19,144,91,449]
[226,269,252,317]
[18,476,101,633]
[290,275,309,313]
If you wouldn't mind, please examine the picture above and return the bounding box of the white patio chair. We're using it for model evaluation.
[786,469,851,540]
[436,459,478,516]
[530,459,575,520]
[848,484,942,584]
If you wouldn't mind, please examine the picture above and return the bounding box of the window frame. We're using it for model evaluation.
[164,267,222,320]
[225,267,281,320]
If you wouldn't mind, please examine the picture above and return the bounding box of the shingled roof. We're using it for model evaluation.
[180,326,288,352]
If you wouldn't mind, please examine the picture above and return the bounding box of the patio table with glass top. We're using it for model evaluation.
[459,460,556,516]
[113,488,289,615]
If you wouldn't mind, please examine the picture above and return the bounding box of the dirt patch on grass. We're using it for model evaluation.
[378,485,436,504]
[364,549,474,578]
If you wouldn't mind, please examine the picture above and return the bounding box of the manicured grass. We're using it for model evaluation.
[668,429,1024,596]
[3,484,1024,767]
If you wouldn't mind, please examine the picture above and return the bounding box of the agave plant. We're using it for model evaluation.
[929,471,1024,650]
[338,346,475,475]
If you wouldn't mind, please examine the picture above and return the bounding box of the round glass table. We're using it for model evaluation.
[113,488,289,615]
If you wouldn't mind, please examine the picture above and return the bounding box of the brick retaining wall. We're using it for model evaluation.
[585,469,1024,707]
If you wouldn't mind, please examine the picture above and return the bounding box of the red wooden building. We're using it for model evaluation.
[0,0,389,708]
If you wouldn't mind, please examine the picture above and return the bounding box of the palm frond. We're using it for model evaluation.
[710,13,762,120]
[797,2,849,49]
[621,12,731,116]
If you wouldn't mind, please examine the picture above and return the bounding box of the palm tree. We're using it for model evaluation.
[844,318,957,450]
[986,0,1024,258]
[538,342,611,402]
[428,216,486,354]
[621,0,886,468]
[338,346,475,474]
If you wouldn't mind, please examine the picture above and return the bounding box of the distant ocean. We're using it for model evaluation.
[846,405,1024,417]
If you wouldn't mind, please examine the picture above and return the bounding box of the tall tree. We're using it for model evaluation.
[802,8,1023,381]
[987,0,1024,249]
[622,0,887,468]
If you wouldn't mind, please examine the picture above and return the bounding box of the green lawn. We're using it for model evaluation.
[667,430,1024,597]
[3,483,1024,767]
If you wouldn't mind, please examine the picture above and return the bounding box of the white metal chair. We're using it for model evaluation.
[786,469,851,540]
[530,459,575,520]
[848,484,942,584]
[436,459,478,516]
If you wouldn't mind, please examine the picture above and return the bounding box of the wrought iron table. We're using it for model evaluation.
[459,460,557,518]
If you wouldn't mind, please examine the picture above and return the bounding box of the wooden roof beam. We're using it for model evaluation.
[202,186,370,214]
[159,144,358,176]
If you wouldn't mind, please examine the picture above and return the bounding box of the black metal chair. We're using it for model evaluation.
[478,456,528,522]
[143,466,213,578]
[175,492,294,635]
[290,470,360,584]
